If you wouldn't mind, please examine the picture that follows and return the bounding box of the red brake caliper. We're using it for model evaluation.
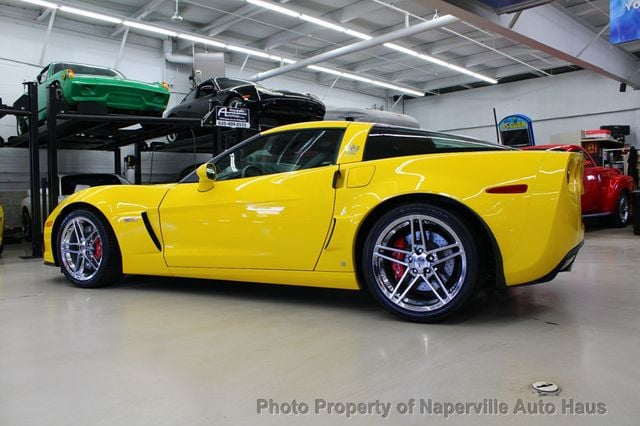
[392,237,407,281]
[93,238,102,261]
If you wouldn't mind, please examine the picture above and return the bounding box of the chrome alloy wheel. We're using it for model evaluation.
[371,214,467,312]
[59,217,103,282]
[619,194,630,224]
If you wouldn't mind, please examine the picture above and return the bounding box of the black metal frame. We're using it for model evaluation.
[2,82,258,257]
[0,82,42,257]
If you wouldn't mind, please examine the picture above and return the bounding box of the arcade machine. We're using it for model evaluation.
[498,114,535,148]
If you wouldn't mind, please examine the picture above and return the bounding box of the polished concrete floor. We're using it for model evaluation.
[0,226,638,426]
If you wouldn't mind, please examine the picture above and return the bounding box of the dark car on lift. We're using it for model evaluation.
[164,77,326,141]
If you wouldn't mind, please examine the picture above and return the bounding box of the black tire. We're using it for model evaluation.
[225,96,244,108]
[22,208,32,242]
[609,191,631,227]
[56,209,122,288]
[361,203,481,322]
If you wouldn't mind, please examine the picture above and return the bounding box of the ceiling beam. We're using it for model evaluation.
[250,15,459,81]
[418,0,640,88]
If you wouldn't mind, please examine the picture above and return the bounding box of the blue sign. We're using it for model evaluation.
[610,0,640,44]
[498,114,535,147]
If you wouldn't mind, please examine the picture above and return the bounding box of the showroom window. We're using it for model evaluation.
[363,127,508,161]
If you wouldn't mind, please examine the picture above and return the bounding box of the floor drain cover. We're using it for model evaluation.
[530,381,560,395]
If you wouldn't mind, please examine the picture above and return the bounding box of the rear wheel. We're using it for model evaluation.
[361,204,481,322]
[57,209,122,288]
[226,96,244,108]
[609,191,630,227]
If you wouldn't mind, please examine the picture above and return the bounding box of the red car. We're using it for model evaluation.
[524,144,634,226]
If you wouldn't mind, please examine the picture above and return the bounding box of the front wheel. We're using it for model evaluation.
[57,209,122,288]
[609,191,630,227]
[361,204,481,322]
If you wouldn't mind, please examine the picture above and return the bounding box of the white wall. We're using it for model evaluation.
[0,10,385,139]
[401,70,640,147]
[0,7,385,227]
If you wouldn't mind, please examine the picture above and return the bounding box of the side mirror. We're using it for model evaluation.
[196,163,216,192]
[199,85,216,96]
[584,160,593,168]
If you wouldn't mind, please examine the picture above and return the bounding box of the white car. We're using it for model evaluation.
[21,173,129,241]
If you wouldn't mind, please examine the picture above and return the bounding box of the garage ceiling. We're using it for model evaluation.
[2,0,639,98]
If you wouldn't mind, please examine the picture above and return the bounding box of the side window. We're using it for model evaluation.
[363,127,505,161]
[363,132,435,161]
[182,129,343,183]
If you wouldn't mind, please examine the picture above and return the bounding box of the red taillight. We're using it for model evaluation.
[486,184,528,194]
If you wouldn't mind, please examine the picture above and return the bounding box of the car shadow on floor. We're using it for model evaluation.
[54,273,559,325]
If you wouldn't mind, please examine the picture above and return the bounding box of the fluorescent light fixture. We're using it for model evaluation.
[247,0,300,17]
[124,21,177,37]
[384,43,420,57]
[59,6,122,24]
[344,29,371,40]
[307,65,342,76]
[300,14,346,32]
[342,72,373,84]
[472,74,498,84]
[307,65,424,96]
[370,81,424,96]
[418,54,448,67]
[227,44,271,58]
[178,33,226,48]
[18,0,58,8]
[281,58,297,64]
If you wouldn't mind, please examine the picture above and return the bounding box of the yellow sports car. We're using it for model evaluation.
[43,121,584,321]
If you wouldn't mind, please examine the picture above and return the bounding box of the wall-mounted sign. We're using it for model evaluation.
[610,0,640,44]
[498,114,535,147]
[214,106,250,128]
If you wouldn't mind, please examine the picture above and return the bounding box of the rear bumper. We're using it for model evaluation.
[509,241,583,287]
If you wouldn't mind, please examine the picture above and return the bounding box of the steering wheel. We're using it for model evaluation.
[241,164,263,178]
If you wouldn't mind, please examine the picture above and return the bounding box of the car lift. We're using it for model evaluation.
[2,82,254,257]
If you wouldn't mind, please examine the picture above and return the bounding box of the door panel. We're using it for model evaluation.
[160,166,337,270]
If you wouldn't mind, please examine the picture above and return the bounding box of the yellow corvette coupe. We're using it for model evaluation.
[43,121,584,321]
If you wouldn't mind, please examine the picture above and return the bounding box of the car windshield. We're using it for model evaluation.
[216,78,253,90]
[52,63,124,78]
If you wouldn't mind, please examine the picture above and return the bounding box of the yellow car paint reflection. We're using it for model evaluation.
[43,121,584,321]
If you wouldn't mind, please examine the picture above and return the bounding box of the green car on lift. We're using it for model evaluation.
[18,62,170,133]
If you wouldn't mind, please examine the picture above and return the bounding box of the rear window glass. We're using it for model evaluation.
[363,127,508,161]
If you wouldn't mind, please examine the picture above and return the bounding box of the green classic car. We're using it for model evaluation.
[18,62,170,133]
